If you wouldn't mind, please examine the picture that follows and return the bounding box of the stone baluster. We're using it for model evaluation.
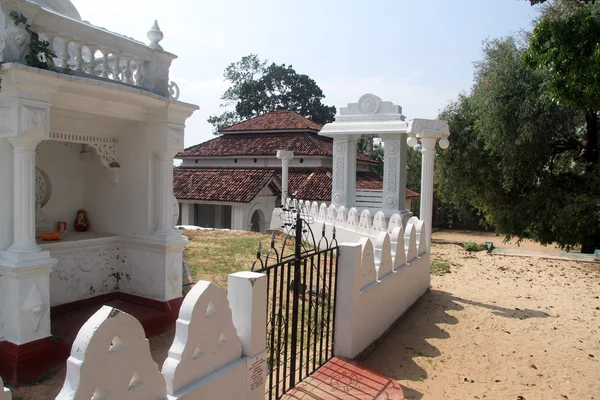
[57,37,71,68]
[133,59,144,86]
[100,49,110,78]
[112,53,122,81]
[123,57,133,84]
[86,45,98,75]
[73,41,84,72]
[44,32,58,66]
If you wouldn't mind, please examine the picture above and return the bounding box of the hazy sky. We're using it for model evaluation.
[73,0,539,147]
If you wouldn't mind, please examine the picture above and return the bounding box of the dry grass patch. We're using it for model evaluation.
[183,229,295,291]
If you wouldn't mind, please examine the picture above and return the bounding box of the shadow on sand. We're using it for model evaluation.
[360,289,550,399]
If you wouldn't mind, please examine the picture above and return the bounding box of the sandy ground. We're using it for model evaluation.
[9,231,600,399]
[364,244,600,400]
[431,229,578,255]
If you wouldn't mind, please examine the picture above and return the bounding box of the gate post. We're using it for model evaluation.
[333,243,362,358]
[228,271,268,400]
[289,211,303,388]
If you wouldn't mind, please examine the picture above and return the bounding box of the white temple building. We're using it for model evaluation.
[0,0,197,385]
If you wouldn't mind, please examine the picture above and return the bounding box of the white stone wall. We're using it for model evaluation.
[118,237,184,302]
[35,141,86,230]
[83,126,150,236]
[270,199,416,244]
[270,198,430,359]
[334,220,430,358]
[48,272,267,400]
[43,236,121,306]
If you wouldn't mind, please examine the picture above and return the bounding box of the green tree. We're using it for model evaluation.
[525,0,600,164]
[208,54,336,133]
[436,38,600,253]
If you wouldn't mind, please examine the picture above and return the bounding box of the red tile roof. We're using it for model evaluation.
[173,166,419,203]
[176,132,377,164]
[221,110,322,132]
[281,168,420,201]
[173,168,279,203]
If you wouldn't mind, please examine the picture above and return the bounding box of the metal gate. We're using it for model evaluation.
[252,203,339,399]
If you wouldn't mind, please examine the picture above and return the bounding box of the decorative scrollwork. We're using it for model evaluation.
[35,167,51,207]
[358,93,381,114]
[169,81,180,100]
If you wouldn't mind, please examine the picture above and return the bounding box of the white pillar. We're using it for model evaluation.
[7,137,41,254]
[0,136,56,345]
[407,119,450,250]
[333,243,362,358]
[181,203,190,225]
[276,150,294,205]
[214,205,223,228]
[155,151,176,236]
[381,138,407,212]
[418,136,438,250]
[331,135,357,208]
[227,271,268,400]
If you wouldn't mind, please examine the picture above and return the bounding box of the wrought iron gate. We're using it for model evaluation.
[252,203,339,399]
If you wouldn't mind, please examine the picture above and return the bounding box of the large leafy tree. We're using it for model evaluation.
[436,38,600,253]
[524,0,600,165]
[208,54,336,133]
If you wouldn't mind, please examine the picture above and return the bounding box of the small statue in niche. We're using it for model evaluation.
[74,209,89,232]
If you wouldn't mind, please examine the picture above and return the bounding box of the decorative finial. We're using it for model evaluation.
[407,136,418,148]
[439,137,450,149]
[147,20,164,50]
[256,241,262,259]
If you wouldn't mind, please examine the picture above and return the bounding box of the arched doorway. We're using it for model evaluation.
[250,210,262,232]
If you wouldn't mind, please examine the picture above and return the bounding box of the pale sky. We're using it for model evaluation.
[72,0,539,148]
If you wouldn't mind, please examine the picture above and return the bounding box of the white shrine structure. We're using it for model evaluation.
[273,94,450,249]
[0,0,197,385]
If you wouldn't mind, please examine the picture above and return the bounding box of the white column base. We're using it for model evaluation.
[0,251,56,345]
[6,242,42,254]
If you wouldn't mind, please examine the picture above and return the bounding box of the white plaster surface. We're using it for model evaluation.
[53,272,268,400]
[162,281,243,394]
[35,141,85,230]
[55,306,168,400]
[45,237,121,306]
[0,139,14,251]
[270,200,412,245]
[0,59,196,349]
[334,222,430,359]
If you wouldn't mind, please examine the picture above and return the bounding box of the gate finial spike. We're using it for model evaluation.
[256,241,262,259]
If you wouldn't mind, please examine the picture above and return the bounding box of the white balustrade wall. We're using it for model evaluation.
[0,0,180,99]
[334,220,430,358]
[271,199,424,247]
[271,198,430,359]
[0,272,268,400]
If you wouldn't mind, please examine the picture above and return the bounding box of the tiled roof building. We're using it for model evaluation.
[174,111,419,231]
